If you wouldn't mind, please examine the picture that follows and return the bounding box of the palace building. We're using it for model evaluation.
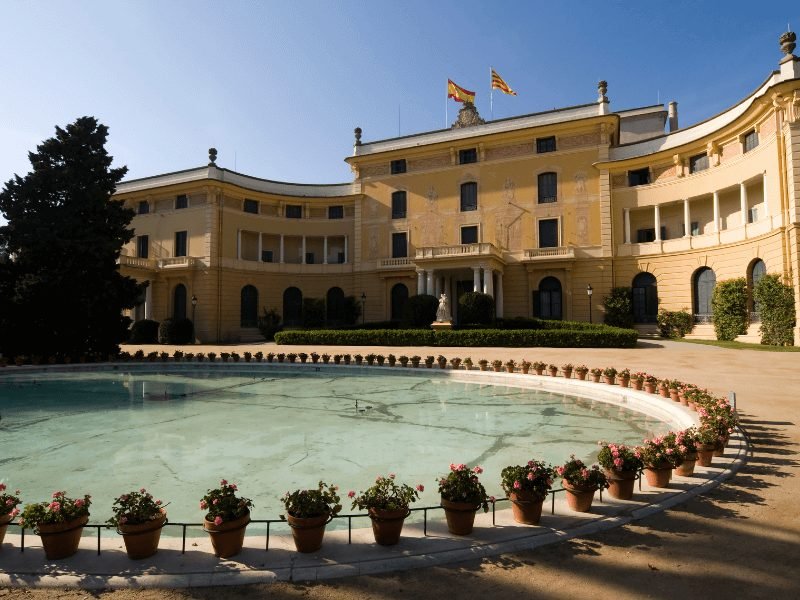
[116,33,800,344]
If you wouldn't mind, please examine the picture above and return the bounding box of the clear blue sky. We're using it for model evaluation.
[1,0,796,206]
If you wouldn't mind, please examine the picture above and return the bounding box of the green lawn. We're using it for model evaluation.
[674,338,800,352]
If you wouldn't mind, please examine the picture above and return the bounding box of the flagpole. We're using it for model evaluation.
[445,81,448,128]
[490,66,493,120]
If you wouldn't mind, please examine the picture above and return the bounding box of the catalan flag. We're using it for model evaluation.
[447,79,476,104]
[491,69,517,96]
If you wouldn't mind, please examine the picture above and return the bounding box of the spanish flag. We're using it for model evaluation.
[491,69,517,96]
[448,79,476,104]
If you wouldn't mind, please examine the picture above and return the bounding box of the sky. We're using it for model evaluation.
[1,0,797,224]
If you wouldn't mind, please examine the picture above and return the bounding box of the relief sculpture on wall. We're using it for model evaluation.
[494,178,526,251]
[418,185,444,246]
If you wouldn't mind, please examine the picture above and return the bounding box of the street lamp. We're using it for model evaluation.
[191,295,198,342]
[361,292,366,325]
[586,284,593,324]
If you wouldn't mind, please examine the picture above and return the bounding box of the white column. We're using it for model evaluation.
[237,229,242,259]
[623,208,631,244]
[302,236,306,264]
[484,267,494,297]
[323,237,328,264]
[258,233,263,261]
[473,267,481,292]
[713,192,720,232]
[762,172,770,217]
[683,199,691,237]
[417,270,425,294]
[344,236,348,263]
[740,182,748,225]
[654,205,661,241]
[496,272,504,317]
[279,234,285,263]
[144,283,153,320]
[426,270,434,294]
[434,275,441,297]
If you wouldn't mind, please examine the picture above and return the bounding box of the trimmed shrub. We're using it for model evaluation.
[258,307,282,341]
[458,292,495,325]
[342,296,362,325]
[603,287,634,329]
[754,274,795,346]
[711,278,748,341]
[129,319,159,344]
[656,309,693,338]
[302,298,326,328]
[158,318,194,344]
[402,294,438,327]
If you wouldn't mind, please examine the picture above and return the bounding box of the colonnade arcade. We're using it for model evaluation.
[415,264,505,320]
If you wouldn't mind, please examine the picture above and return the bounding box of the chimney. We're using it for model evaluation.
[668,101,679,132]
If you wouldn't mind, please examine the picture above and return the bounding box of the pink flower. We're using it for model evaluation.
[415,484,425,492]
[489,496,496,503]
[513,481,521,489]
[212,498,219,505]
[613,458,623,468]
[527,460,535,467]
[155,500,162,505]
[555,466,565,476]
[220,479,228,486]
[10,508,19,518]
[0,483,5,492]
[200,500,208,509]
[52,491,60,499]
[49,501,61,512]
[472,466,483,475]
[527,472,535,480]
[347,490,356,498]
[230,484,238,491]
[389,473,396,479]
[5,499,13,506]
[449,463,456,471]
[74,499,84,507]
[214,516,223,526]
[140,488,147,494]
[580,469,590,479]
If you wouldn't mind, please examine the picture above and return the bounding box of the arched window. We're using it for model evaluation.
[533,277,562,320]
[391,283,409,321]
[173,284,187,321]
[283,287,303,326]
[326,287,345,324]
[632,272,658,323]
[749,259,767,319]
[240,285,258,328]
[693,267,716,322]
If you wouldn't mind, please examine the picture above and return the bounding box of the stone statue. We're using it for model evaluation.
[436,293,452,322]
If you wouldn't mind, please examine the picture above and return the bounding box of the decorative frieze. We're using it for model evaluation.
[360,164,391,178]
[408,154,451,171]
[484,142,532,161]
[559,132,601,150]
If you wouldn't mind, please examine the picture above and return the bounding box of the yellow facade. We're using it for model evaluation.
[116,37,800,344]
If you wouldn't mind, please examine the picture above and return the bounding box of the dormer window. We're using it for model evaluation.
[536,136,556,153]
[390,159,407,174]
[743,130,759,153]
[458,148,477,164]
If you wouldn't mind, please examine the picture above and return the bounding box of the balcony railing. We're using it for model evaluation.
[118,256,200,270]
[415,243,501,260]
[378,257,412,269]
[523,247,575,260]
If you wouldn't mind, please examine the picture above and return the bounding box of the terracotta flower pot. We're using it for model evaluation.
[619,376,630,388]
[674,456,697,477]
[368,507,409,546]
[696,444,715,467]
[535,368,545,376]
[604,375,616,385]
[591,374,601,383]
[643,465,673,488]
[118,509,166,560]
[562,481,597,512]
[287,512,330,553]
[440,498,479,535]
[576,371,587,381]
[203,511,250,558]
[548,368,558,377]
[492,365,502,372]
[0,513,13,545]
[604,469,637,500]
[631,379,643,391]
[669,390,680,402]
[508,491,545,525]
[37,514,89,559]
[563,368,573,379]
[644,383,656,393]
[658,386,669,398]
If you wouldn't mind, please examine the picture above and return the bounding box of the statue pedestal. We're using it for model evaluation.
[431,321,453,331]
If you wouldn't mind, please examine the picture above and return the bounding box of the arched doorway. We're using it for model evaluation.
[693,267,716,322]
[749,259,767,320]
[326,287,345,324]
[391,283,409,321]
[240,285,258,327]
[283,287,303,326]
[173,284,187,320]
[534,277,562,320]
[632,272,658,323]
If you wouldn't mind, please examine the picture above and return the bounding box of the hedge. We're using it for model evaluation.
[274,326,638,348]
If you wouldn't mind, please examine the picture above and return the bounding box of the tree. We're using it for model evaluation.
[603,287,634,328]
[754,274,795,346]
[711,278,748,341]
[0,116,142,359]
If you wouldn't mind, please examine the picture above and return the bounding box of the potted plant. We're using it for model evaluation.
[348,474,423,546]
[437,355,448,369]
[561,363,574,379]
[387,354,396,367]
[333,354,342,365]
[0,484,21,545]
[354,353,364,365]
[547,364,558,377]
[321,353,331,364]
[134,349,145,361]
[674,428,699,476]
[365,353,376,366]
[463,357,473,371]
[281,481,342,553]
[276,352,286,363]
[266,352,275,363]
[254,351,263,362]
[173,350,184,362]
[504,359,516,373]
[491,359,503,372]
[376,354,386,366]
[195,352,205,362]
[668,379,682,402]
[450,357,462,370]
[657,379,669,398]
[602,366,617,385]
[424,356,435,368]
[574,364,589,380]
[637,433,684,488]
[108,488,167,559]
[242,351,252,362]
[399,355,409,367]
[556,455,608,512]
[310,352,320,364]
[159,352,169,362]
[19,491,91,559]
[644,374,658,393]
[410,355,421,368]
[630,372,645,390]
[695,424,719,466]
[231,352,241,362]
[199,480,252,559]
[287,352,298,363]
[184,352,194,361]
[597,442,643,500]
[437,464,489,535]
[478,359,489,371]
[532,361,546,376]
[520,359,531,374]
[220,352,231,362]
[500,459,554,525]
[207,351,217,362]
[589,367,603,383]
[618,368,631,388]
[296,352,307,363]
[343,353,352,365]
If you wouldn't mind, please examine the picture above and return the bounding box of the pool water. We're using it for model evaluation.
[0,369,668,527]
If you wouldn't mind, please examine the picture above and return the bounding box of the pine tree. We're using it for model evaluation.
[0,116,143,359]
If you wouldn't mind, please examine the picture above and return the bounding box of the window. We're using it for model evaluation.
[689,153,708,174]
[174,231,187,257]
[261,250,273,263]
[748,207,758,223]
[636,227,666,243]
[536,136,556,153]
[390,159,407,174]
[305,252,315,264]
[533,277,562,320]
[743,130,759,153]
[460,182,477,212]
[285,205,302,218]
[176,194,188,209]
[137,201,149,215]
[243,199,259,214]
[391,191,407,219]
[461,225,478,244]
[240,285,258,328]
[538,219,559,248]
[538,172,557,203]
[628,168,650,186]
[173,284,187,320]
[391,232,408,258]
[137,235,149,259]
[328,205,343,219]
[458,148,477,164]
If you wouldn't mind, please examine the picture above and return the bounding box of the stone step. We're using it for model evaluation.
[684,322,716,340]
[634,323,661,339]
[735,322,762,344]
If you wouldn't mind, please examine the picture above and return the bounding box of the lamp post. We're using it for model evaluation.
[361,292,366,325]
[191,295,198,342]
[586,284,593,324]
